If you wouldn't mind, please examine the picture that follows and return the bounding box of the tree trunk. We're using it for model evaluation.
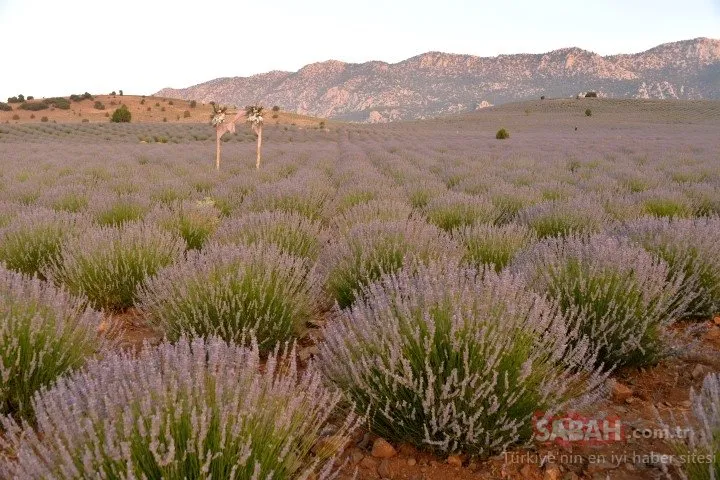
[215,132,221,170]
[255,125,263,169]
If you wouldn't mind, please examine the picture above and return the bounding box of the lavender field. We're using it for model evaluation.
[1,99,719,479]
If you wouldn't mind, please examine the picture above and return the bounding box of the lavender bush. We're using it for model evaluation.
[90,193,151,226]
[0,208,88,278]
[456,223,537,271]
[139,244,316,351]
[1,336,359,479]
[319,219,461,308]
[319,262,604,457]
[214,210,327,261]
[426,191,500,232]
[514,234,685,368]
[0,267,102,419]
[518,197,608,238]
[333,198,415,233]
[148,200,221,250]
[621,216,720,317]
[48,222,184,311]
[676,373,720,480]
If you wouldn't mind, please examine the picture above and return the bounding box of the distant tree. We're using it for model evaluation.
[272,105,280,112]
[119,90,123,96]
[189,100,197,108]
[17,94,25,102]
[27,96,34,100]
[540,95,545,100]
[7,97,20,104]
[110,91,117,96]
[110,105,131,122]
[585,109,592,117]
[496,128,510,140]
[585,91,598,98]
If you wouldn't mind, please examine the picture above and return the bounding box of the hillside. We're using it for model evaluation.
[156,38,720,122]
[0,95,326,128]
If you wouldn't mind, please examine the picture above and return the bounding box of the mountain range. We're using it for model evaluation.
[156,38,720,122]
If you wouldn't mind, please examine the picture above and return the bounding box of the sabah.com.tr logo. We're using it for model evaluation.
[532,412,694,446]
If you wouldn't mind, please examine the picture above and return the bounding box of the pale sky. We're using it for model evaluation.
[0,0,718,100]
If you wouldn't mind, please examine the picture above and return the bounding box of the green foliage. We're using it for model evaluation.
[496,128,510,139]
[43,97,71,109]
[19,102,49,111]
[70,92,93,102]
[458,223,537,271]
[0,267,102,420]
[93,101,105,110]
[585,109,592,117]
[0,102,12,111]
[110,105,131,123]
[48,222,184,311]
[585,91,598,98]
[149,201,220,250]
[189,100,197,108]
[0,210,87,279]
[7,96,21,103]
[141,244,316,351]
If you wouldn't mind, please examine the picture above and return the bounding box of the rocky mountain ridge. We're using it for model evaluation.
[156,38,720,122]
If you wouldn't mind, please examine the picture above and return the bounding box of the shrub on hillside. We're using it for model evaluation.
[0,267,102,419]
[140,244,316,351]
[11,114,19,120]
[585,109,592,117]
[7,96,21,104]
[48,222,184,311]
[18,102,49,111]
[213,210,327,261]
[319,262,605,457]
[0,336,359,479]
[272,105,280,112]
[183,109,191,118]
[457,222,537,271]
[0,102,12,111]
[496,128,510,139]
[70,92,93,102]
[318,219,461,309]
[0,208,88,279]
[585,92,598,98]
[189,99,197,108]
[621,216,720,317]
[40,116,48,122]
[110,104,131,123]
[513,234,685,369]
[43,97,70,109]
[93,101,105,110]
